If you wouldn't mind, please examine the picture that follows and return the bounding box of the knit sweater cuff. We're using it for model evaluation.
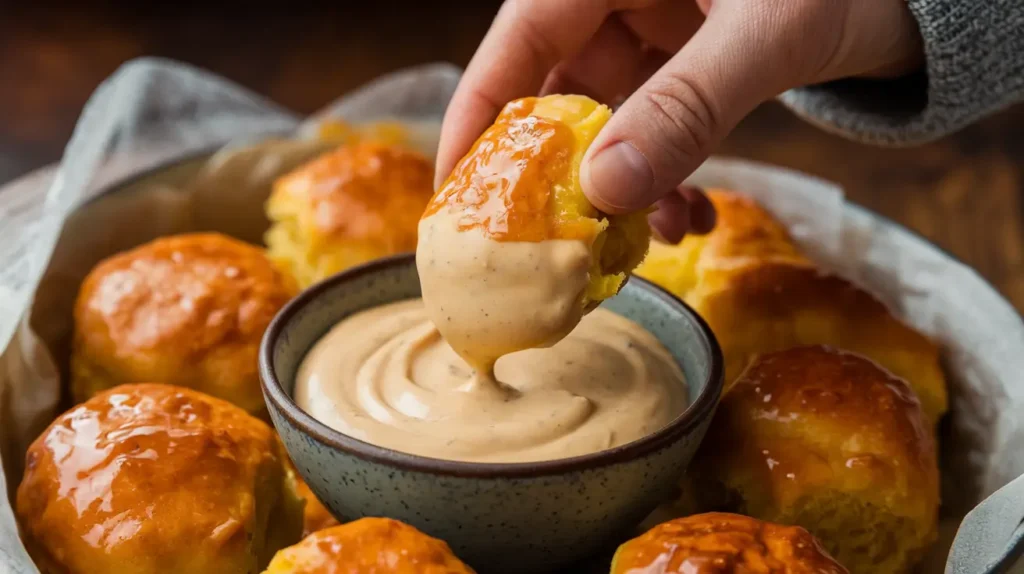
[778,0,1024,146]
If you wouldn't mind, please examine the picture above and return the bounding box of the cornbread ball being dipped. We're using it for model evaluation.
[266,141,435,287]
[16,384,304,574]
[688,346,939,574]
[611,512,848,573]
[635,190,947,424]
[417,95,650,374]
[71,233,297,416]
[263,518,476,574]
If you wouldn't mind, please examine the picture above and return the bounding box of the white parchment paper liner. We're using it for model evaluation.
[1,58,1021,573]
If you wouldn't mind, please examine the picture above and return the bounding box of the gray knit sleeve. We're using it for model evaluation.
[778,0,1024,145]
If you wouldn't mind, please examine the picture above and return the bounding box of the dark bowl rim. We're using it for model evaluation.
[259,252,725,478]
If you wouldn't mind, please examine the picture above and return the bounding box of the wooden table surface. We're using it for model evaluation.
[3,4,1023,310]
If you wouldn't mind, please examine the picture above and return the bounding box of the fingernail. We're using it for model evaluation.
[585,142,655,212]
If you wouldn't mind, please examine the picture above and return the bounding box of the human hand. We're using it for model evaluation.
[435,0,923,242]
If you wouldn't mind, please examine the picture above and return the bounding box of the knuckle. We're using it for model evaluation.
[642,76,719,165]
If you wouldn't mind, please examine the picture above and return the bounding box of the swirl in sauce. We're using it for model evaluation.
[294,299,686,463]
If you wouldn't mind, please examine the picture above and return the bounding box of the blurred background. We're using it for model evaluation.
[2,3,1022,308]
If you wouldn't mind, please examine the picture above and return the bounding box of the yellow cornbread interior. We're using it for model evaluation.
[530,95,651,308]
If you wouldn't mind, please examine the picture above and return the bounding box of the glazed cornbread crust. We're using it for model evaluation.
[612,512,848,573]
[71,233,297,416]
[16,384,304,574]
[690,346,939,574]
[263,518,476,574]
[266,142,435,287]
[636,190,947,424]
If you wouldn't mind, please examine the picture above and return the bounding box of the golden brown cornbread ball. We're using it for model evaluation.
[263,518,476,574]
[265,142,435,287]
[612,512,848,573]
[636,190,947,423]
[71,233,297,416]
[688,346,939,574]
[16,383,304,574]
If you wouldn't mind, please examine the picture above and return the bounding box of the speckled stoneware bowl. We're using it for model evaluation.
[259,254,723,573]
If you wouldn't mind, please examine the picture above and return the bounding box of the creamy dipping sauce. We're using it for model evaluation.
[295,299,687,463]
[417,209,592,374]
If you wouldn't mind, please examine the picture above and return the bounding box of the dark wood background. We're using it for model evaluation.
[3,4,1023,310]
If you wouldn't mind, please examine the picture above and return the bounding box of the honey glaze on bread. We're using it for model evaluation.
[689,346,939,574]
[611,512,848,573]
[16,383,304,574]
[263,518,476,574]
[71,233,297,416]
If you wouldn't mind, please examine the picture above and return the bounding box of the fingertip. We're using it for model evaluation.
[679,185,716,234]
[648,193,691,245]
[582,140,657,214]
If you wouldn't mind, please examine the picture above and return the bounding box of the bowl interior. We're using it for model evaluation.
[263,253,720,464]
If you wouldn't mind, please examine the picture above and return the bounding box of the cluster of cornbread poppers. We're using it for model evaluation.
[12,94,943,573]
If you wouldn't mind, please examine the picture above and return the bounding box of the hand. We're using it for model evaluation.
[435,0,923,242]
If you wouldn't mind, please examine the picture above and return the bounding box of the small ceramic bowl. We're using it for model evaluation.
[259,254,723,573]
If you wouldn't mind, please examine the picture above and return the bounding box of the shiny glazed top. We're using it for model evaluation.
[270,142,434,249]
[611,513,848,573]
[75,233,295,353]
[693,345,939,530]
[71,232,297,414]
[15,383,302,574]
[422,97,605,243]
[264,518,476,574]
[294,299,687,463]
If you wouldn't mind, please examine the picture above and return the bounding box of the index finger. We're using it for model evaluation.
[435,0,654,188]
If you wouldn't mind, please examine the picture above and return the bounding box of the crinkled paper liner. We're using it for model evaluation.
[1,59,1022,574]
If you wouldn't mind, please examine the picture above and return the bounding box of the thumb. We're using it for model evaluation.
[582,3,802,213]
